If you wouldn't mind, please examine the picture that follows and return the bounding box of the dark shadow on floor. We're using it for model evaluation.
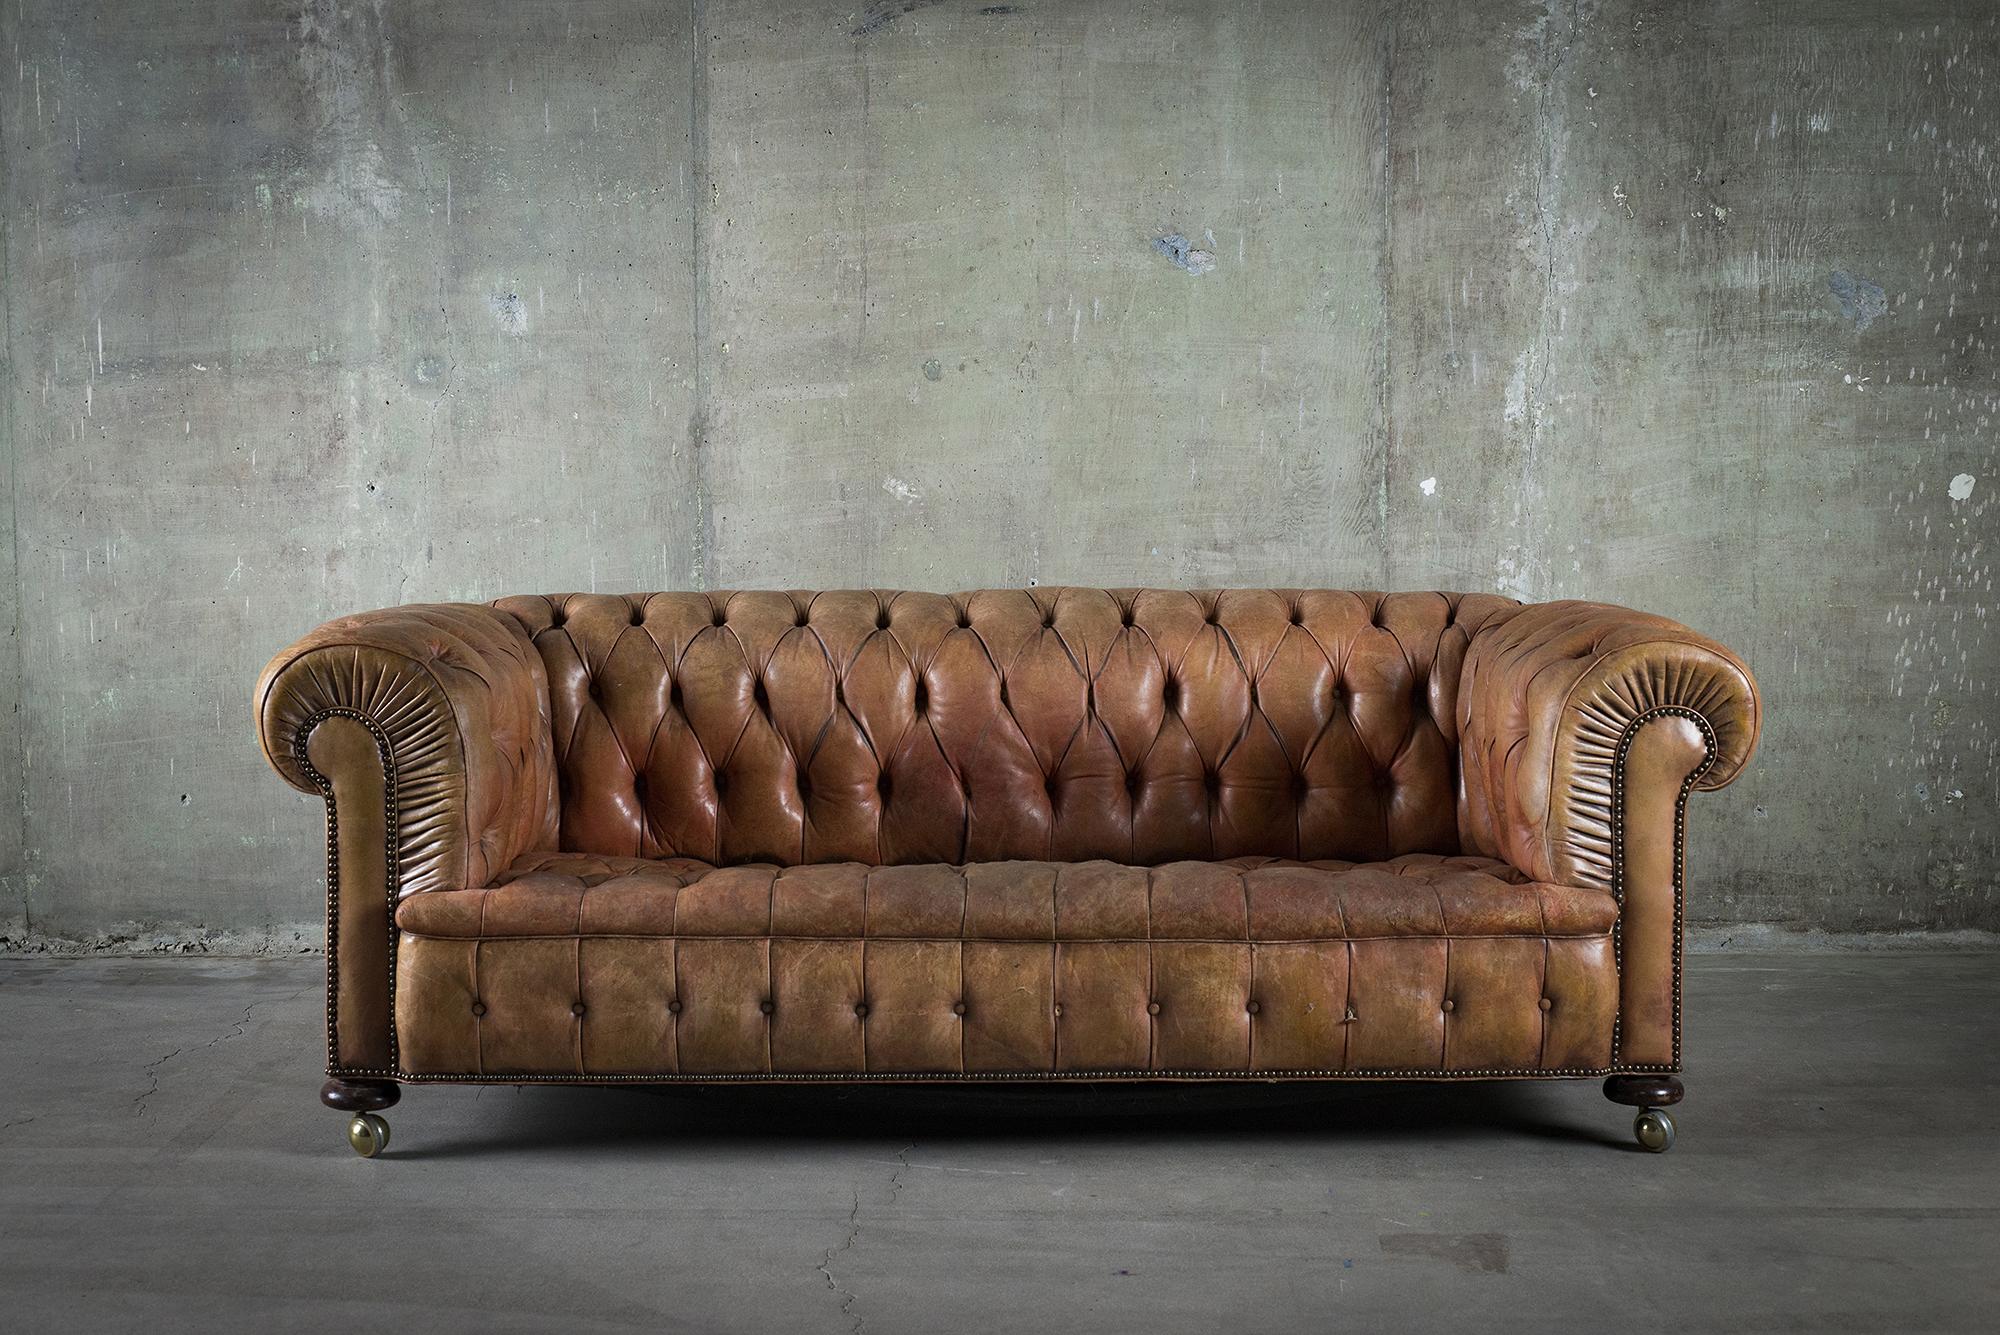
[388,1077,1636,1161]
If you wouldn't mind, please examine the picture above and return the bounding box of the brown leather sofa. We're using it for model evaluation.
[255,589,1759,1156]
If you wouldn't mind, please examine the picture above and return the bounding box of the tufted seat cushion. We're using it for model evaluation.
[391,851,1621,1079]
[395,851,1615,941]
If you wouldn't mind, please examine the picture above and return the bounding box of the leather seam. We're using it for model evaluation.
[1538,636,1728,878]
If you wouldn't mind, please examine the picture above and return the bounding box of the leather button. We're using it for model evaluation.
[854,1002,869,1018]
[571,1002,587,1017]
[1441,999,1455,1013]
[667,999,683,1014]
[952,1001,967,1017]
[1539,997,1553,1011]
[1245,1000,1261,1015]
[1146,1001,1162,1016]
[470,1001,486,1017]
[759,1000,775,1016]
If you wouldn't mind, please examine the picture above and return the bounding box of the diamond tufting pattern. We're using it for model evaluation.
[491,588,1522,868]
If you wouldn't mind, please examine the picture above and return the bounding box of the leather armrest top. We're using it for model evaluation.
[254,603,558,896]
[1456,600,1761,890]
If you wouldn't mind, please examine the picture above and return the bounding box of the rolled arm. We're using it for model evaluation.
[1457,600,1761,1069]
[255,603,558,1073]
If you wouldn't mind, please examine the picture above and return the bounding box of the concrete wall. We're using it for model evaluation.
[0,0,1992,948]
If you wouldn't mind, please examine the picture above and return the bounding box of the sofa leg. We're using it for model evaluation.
[320,1077,400,1158]
[1604,1074,1682,1153]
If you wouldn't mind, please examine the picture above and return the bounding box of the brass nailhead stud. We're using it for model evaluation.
[1441,999,1455,1013]
[1146,1001,1162,1016]
[1539,997,1553,1011]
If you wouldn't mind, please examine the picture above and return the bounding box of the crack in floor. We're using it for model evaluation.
[129,984,307,1117]
[816,1141,915,1335]
[132,1047,182,1116]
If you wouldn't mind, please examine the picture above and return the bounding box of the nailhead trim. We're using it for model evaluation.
[295,707,403,1073]
[325,1064,1671,1084]
[1607,705,1717,1070]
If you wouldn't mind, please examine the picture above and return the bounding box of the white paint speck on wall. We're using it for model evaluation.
[1948,473,1975,502]
[882,476,922,504]
[1420,476,1438,496]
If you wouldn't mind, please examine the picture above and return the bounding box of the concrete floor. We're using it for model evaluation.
[1,954,1995,1332]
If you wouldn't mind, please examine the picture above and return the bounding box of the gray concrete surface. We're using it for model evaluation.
[0,1,1995,946]
[1,952,1996,1332]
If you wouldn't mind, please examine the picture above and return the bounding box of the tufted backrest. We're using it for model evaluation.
[491,589,1522,868]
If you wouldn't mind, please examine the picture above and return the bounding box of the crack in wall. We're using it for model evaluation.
[1500,0,1587,601]
[1376,16,1397,591]
[687,0,714,592]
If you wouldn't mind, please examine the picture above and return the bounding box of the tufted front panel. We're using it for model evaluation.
[393,854,1618,1078]
[491,589,1521,869]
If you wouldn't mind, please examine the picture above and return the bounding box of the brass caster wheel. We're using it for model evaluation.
[1633,1107,1675,1153]
[346,1112,391,1158]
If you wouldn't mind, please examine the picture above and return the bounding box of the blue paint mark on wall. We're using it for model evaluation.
[1153,232,1216,276]
[1828,270,1888,332]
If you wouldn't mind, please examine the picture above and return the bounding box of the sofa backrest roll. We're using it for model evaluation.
[492,589,1520,868]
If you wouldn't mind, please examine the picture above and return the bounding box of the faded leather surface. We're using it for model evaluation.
[307,716,393,1069]
[257,603,560,895]
[396,852,1616,941]
[1456,599,1759,889]
[1453,600,1758,1067]
[256,589,1758,1081]
[396,927,1619,1078]
[257,604,558,1067]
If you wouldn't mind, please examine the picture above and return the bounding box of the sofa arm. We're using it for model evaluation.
[255,604,558,1073]
[1457,600,1760,1069]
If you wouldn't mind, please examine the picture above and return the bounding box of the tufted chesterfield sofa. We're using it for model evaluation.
[256,589,1758,1156]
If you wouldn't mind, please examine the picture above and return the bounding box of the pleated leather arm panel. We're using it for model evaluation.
[1456,600,1760,1069]
[257,604,560,895]
[1455,600,1760,891]
[255,604,559,1071]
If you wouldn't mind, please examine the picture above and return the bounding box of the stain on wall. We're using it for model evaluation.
[1828,270,1890,332]
[0,0,1993,944]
